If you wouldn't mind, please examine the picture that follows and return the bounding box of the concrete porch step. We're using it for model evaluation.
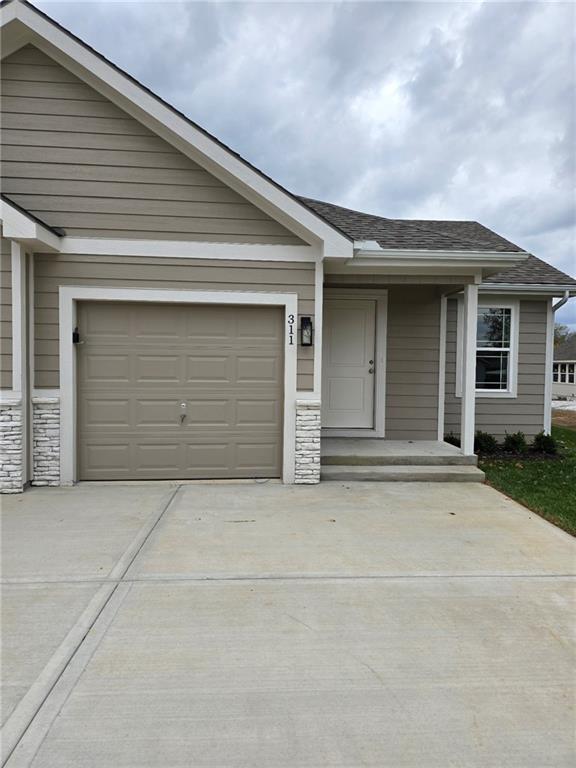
[321,438,477,467]
[321,465,486,483]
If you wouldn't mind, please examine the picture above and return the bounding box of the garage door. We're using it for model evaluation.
[77,302,284,480]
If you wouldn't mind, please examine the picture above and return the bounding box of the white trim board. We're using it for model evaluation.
[437,294,448,441]
[0,2,352,258]
[58,286,299,485]
[544,298,554,434]
[321,289,388,439]
[55,238,321,262]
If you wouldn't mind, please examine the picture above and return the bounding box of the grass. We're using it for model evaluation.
[479,422,576,536]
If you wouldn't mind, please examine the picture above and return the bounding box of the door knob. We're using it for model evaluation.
[368,368,374,374]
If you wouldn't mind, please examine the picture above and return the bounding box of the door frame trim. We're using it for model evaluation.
[321,289,388,438]
[59,286,298,485]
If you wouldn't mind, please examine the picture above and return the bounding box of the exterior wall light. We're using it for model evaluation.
[300,316,313,346]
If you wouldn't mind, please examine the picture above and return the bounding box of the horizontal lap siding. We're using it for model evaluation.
[386,287,441,440]
[0,235,12,389]
[33,254,314,390]
[444,299,547,439]
[1,46,303,245]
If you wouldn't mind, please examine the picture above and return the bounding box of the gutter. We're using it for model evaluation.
[481,284,576,296]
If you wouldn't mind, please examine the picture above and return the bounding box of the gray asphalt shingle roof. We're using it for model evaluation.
[297,196,576,288]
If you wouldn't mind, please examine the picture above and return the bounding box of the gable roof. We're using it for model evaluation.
[298,197,524,253]
[555,336,576,361]
[0,0,353,256]
[298,197,576,288]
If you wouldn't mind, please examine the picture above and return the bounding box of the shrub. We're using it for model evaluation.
[532,431,558,455]
[444,432,461,447]
[503,431,528,454]
[474,431,499,455]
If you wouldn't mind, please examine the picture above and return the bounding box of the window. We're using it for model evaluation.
[554,362,576,384]
[475,307,512,391]
[456,300,519,398]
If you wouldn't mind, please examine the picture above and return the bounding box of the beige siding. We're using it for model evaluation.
[444,299,547,439]
[385,287,441,440]
[33,254,314,390]
[1,45,303,244]
[0,235,12,389]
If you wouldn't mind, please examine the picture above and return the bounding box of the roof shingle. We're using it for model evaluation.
[297,196,576,287]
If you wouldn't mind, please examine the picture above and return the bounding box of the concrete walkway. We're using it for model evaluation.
[1,482,575,767]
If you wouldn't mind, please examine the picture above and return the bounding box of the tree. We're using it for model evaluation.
[555,324,576,348]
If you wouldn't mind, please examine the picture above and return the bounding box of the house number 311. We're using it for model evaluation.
[287,314,295,345]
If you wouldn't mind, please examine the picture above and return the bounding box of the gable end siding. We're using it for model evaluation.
[1,45,304,245]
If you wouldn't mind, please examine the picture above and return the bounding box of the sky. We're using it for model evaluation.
[34,0,576,328]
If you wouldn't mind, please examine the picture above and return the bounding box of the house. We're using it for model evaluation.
[1,0,575,493]
[553,337,576,399]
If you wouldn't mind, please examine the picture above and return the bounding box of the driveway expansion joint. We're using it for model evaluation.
[0,485,183,767]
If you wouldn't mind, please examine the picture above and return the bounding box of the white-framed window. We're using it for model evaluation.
[553,362,576,384]
[456,299,519,398]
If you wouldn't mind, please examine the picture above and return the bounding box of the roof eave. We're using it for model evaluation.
[0,198,61,251]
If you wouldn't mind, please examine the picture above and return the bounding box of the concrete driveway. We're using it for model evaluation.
[1,481,575,767]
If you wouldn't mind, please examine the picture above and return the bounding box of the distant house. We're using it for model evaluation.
[553,337,576,398]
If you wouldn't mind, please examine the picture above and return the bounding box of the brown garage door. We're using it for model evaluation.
[77,301,283,480]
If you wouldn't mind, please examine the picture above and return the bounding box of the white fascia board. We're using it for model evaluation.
[0,199,61,251]
[0,5,352,259]
[351,248,528,269]
[57,238,321,262]
[479,284,576,295]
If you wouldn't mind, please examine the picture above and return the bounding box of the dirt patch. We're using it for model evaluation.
[552,409,576,429]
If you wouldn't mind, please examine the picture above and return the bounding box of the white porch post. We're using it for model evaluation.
[460,283,478,455]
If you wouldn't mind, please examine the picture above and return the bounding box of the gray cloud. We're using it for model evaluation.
[35,0,575,325]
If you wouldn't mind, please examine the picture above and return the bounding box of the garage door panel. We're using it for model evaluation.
[236,307,283,339]
[78,302,283,480]
[82,443,131,476]
[81,354,131,384]
[135,355,181,383]
[236,399,280,427]
[185,355,229,383]
[134,443,182,473]
[236,355,279,383]
[187,399,230,426]
[82,398,131,428]
[236,441,281,470]
[82,303,133,339]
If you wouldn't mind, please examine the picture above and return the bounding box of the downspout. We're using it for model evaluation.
[552,290,570,313]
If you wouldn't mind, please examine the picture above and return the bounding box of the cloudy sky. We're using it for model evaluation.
[36,0,575,327]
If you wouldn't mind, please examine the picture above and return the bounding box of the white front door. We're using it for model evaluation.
[322,299,376,428]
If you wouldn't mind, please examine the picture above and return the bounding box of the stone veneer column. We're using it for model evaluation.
[0,399,23,493]
[294,399,321,484]
[32,396,60,487]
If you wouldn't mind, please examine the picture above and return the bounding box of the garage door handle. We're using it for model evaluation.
[180,403,187,425]
[180,413,186,424]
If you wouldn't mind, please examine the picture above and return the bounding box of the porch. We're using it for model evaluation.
[321,438,485,482]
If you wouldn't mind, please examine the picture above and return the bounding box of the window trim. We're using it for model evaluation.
[456,298,519,399]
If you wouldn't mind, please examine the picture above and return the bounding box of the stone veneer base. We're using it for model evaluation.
[32,397,60,487]
[294,399,321,484]
[0,399,23,493]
